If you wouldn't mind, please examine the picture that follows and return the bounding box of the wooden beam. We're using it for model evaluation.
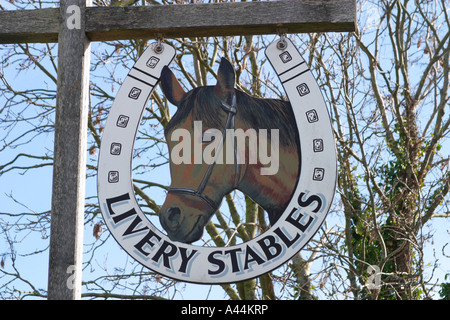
[85,0,356,41]
[47,0,91,300]
[0,8,59,44]
[0,0,356,44]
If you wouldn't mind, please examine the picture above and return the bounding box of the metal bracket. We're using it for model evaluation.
[276,28,289,50]
[153,34,165,54]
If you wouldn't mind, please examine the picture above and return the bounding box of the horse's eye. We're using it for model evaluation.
[202,129,217,143]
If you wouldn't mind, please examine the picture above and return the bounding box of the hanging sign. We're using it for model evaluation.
[97,38,336,284]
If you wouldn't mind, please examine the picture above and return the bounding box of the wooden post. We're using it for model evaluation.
[47,0,91,300]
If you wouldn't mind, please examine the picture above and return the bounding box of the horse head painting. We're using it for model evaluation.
[159,58,300,243]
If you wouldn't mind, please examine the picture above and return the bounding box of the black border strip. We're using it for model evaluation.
[281,69,310,84]
[278,61,305,77]
[133,66,160,81]
[128,74,154,88]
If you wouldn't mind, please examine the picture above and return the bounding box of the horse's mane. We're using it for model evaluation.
[165,86,299,148]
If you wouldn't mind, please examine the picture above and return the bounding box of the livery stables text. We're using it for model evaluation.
[103,191,325,277]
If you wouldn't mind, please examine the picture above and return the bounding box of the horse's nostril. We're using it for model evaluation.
[167,207,182,225]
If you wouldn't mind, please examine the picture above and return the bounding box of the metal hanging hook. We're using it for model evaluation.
[153,35,165,54]
[276,29,288,50]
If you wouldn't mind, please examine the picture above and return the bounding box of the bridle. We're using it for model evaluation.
[167,93,241,211]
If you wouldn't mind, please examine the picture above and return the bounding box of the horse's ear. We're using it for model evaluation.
[214,58,236,103]
[160,66,186,107]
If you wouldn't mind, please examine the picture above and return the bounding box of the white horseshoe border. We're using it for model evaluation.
[97,39,336,284]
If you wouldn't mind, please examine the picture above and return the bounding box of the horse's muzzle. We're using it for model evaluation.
[159,206,203,243]
[160,206,182,231]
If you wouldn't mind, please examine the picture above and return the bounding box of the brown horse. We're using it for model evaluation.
[159,58,300,243]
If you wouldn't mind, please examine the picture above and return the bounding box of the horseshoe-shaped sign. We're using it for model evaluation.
[97,38,336,284]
